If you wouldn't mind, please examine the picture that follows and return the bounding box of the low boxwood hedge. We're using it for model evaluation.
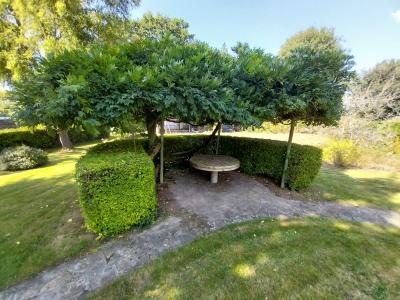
[76,142,156,236]
[164,135,322,190]
[0,127,105,150]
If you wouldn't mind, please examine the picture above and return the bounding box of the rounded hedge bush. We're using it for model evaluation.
[0,145,48,171]
[76,142,156,236]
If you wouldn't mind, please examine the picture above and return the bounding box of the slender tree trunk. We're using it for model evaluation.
[216,122,222,155]
[145,113,159,149]
[281,119,296,188]
[160,120,165,184]
[58,129,73,151]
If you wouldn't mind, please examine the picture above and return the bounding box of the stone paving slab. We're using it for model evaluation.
[1,170,399,300]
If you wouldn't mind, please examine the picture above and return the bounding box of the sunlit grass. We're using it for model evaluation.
[89,217,400,299]
[0,143,100,289]
[310,166,400,212]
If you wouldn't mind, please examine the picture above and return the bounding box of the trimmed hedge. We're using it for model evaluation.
[0,128,57,150]
[0,127,105,150]
[164,135,322,190]
[76,141,156,236]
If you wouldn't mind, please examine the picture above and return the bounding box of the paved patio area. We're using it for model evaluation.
[2,169,400,300]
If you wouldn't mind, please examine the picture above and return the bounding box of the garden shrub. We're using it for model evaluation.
[164,135,322,190]
[323,139,359,168]
[76,141,156,236]
[0,127,106,150]
[0,145,48,171]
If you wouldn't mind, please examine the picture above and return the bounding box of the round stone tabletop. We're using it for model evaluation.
[190,154,240,173]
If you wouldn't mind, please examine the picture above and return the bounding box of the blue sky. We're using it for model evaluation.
[131,0,400,73]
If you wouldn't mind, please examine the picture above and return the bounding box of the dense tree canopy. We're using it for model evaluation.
[0,0,140,82]
[12,38,254,147]
[11,50,96,148]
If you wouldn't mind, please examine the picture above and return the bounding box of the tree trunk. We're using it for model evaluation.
[58,129,73,151]
[281,119,296,188]
[216,122,222,155]
[145,113,159,149]
[160,120,165,184]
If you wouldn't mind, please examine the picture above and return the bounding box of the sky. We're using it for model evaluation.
[131,0,400,73]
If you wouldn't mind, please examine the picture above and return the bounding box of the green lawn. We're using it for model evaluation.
[90,217,400,299]
[309,166,400,212]
[0,144,100,290]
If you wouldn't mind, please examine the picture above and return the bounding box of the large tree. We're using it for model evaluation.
[12,38,254,149]
[235,28,354,188]
[0,0,140,82]
[11,50,95,149]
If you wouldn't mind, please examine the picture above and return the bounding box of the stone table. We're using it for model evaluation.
[189,154,240,183]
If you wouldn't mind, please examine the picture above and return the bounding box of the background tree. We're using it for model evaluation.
[0,0,140,82]
[279,27,342,58]
[0,89,11,117]
[347,59,400,120]
[130,12,193,42]
[11,50,95,149]
[92,12,194,45]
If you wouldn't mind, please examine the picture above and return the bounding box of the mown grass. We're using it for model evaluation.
[89,217,400,299]
[309,165,400,212]
[0,143,100,290]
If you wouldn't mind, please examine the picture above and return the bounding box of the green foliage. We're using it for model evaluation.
[234,37,354,127]
[279,27,342,58]
[87,39,253,127]
[21,39,254,146]
[0,0,140,82]
[0,127,102,150]
[76,141,156,236]
[11,50,96,132]
[130,12,193,42]
[164,135,322,190]
[0,89,11,116]
[0,145,48,170]
[323,139,359,168]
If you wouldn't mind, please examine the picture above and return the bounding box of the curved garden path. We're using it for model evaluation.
[1,170,400,300]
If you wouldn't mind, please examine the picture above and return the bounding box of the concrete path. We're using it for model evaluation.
[1,170,400,300]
